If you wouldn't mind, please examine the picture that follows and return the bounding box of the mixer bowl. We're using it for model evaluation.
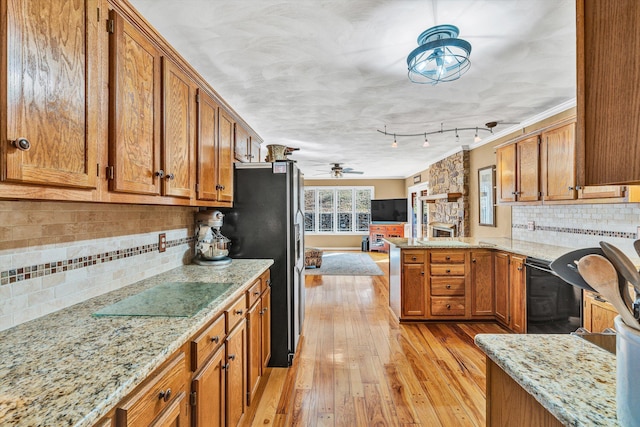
[197,241,229,260]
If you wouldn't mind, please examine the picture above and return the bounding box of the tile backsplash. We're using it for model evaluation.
[512,204,640,256]
[0,201,197,331]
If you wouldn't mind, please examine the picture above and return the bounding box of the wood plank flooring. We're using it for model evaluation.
[243,251,509,427]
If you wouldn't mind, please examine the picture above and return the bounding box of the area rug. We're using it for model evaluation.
[305,252,384,276]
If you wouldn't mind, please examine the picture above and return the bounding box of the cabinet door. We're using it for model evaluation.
[4,0,97,188]
[149,391,187,427]
[250,138,261,163]
[401,262,426,318]
[162,57,193,198]
[583,292,618,332]
[246,299,261,406]
[542,122,576,201]
[217,110,235,202]
[226,321,246,427]
[261,286,271,371]
[578,185,625,199]
[192,345,225,427]
[196,89,219,201]
[109,10,161,195]
[496,144,516,203]
[516,136,540,202]
[234,125,250,162]
[509,255,527,333]
[577,0,640,186]
[494,252,510,325]
[470,250,494,317]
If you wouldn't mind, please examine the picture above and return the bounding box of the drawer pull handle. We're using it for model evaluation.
[446,284,451,289]
[12,137,31,151]
[210,335,220,344]
[446,304,451,309]
[235,309,244,315]
[228,354,236,361]
[158,388,172,402]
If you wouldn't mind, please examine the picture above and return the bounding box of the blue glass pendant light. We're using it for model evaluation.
[407,24,471,85]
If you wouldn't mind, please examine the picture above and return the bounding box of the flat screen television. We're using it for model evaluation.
[370,198,408,222]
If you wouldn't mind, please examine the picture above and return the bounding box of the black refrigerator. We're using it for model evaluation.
[220,161,305,367]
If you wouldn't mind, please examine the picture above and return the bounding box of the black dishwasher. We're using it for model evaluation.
[525,257,583,334]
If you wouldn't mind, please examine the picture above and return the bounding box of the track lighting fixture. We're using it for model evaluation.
[378,121,500,147]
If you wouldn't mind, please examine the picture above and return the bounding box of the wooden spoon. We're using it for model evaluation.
[577,254,640,331]
[599,241,639,305]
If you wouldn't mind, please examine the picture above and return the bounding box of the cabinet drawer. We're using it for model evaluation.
[431,297,465,316]
[191,314,225,371]
[247,278,262,308]
[116,352,186,427]
[431,277,465,296]
[403,251,425,264]
[430,264,465,276]
[226,295,247,332]
[430,252,465,264]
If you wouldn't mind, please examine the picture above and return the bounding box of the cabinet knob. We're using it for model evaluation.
[420,271,424,276]
[228,354,236,361]
[222,363,230,370]
[446,284,451,289]
[412,256,417,261]
[12,137,31,151]
[158,388,172,402]
[446,269,451,273]
[210,335,220,344]
[446,304,451,309]
[234,309,243,315]
[155,170,165,178]
[165,173,175,180]
[576,185,583,190]
[517,266,523,271]
[266,279,271,286]
[445,256,451,261]
[472,259,476,263]
[568,186,574,191]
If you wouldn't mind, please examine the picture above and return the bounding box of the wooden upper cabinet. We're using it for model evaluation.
[108,9,162,195]
[234,125,250,162]
[3,0,98,188]
[577,0,640,186]
[249,138,261,163]
[217,110,235,202]
[541,122,576,201]
[516,136,540,202]
[496,144,516,203]
[162,57,194,199]
[196,89,219,201]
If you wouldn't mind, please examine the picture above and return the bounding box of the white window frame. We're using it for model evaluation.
[304,186,374,235]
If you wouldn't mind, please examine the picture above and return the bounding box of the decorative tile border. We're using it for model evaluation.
[0,237,194,286]
[512,224,637,239]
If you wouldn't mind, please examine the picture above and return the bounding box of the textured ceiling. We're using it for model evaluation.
[129,0,576,180]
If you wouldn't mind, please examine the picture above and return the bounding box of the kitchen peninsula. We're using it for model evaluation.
[0,259,272,426]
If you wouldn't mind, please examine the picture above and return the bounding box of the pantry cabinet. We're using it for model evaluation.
[108,9,162,195]
[2,0,98,189]
[576,0,640,186]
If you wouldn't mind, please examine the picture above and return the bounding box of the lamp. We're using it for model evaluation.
[407,24,471,85]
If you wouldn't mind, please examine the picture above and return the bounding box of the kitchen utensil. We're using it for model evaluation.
[577,254,640,330]
[633,239,640,260]
[550,248,605,292]
[599,241,638,307]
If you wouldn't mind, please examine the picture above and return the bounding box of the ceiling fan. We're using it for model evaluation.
[330,163,364,178]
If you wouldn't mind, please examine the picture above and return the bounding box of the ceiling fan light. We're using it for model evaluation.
[407,24,471,85]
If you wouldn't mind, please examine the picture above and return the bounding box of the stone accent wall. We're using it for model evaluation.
[427,150,470,237]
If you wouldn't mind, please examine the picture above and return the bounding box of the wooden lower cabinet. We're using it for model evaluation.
[370,223,405,253]
[150,392,187,427]
[494,251,526,333]
[191,344,226,427]
[399,248,495,321]
[583,291,618,332]
[226,320,247,427]
[486,359,563,427]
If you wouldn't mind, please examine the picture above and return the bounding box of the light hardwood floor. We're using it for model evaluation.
[243,251,509,426]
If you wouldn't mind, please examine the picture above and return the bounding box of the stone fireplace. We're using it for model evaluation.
[427,149,470,237]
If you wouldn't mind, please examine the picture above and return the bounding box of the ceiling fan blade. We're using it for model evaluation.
[343,170,364,174]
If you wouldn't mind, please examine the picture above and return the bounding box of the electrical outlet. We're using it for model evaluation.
[158,233,167,252]
[527,221,535,231]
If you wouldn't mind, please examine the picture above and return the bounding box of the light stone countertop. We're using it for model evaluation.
[0,259,273,427]
[385,236,579,261]
[475,334,618,426]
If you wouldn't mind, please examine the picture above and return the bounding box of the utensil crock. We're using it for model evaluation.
[616,315,640,426]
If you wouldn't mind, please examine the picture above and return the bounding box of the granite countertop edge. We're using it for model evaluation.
[0,258,274,427]
[475,334,618,427]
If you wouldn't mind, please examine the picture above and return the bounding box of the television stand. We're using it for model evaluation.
[369,223,405,253]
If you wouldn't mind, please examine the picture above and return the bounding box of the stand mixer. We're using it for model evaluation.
[193,210,232,266]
